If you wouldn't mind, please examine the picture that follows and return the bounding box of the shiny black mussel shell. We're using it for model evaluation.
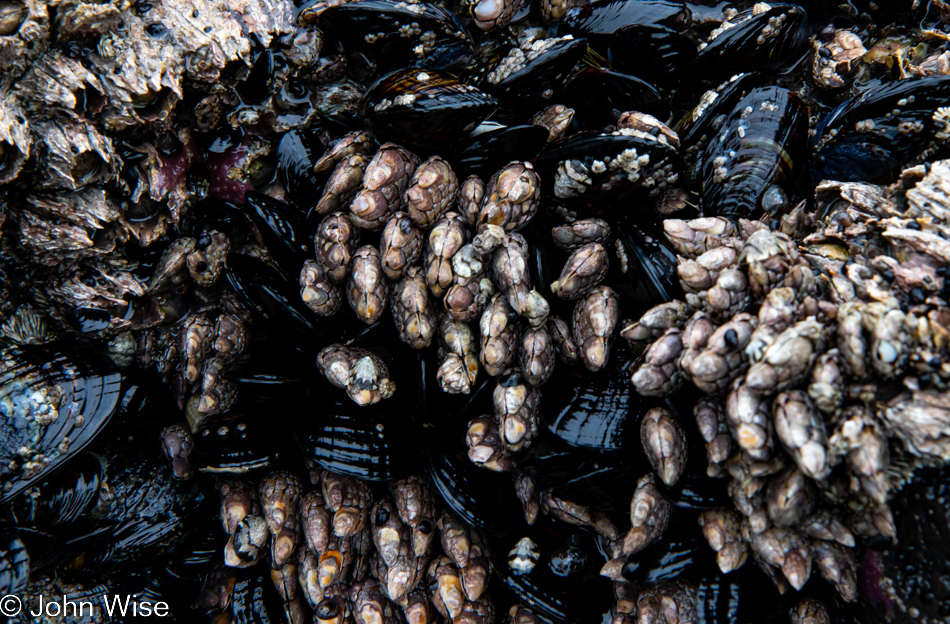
[561,68,667,129]
[558,0,691,44]
[360,68,498,152]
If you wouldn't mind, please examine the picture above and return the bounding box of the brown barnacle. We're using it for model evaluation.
[300,259,342,317]
[314,131,374,173]
[685,313,756,394]
[663,217,736,259]
[493,373,541,452]
[750,526,813,591]
[746,287,798,362]
[703,267,751,320]
[213,311,248,364]
[698,509,748,573]
[350,580,398,624]
[492,233,549,327]
[226,513,269,567]
[428,556,466,620]
[347,245,389,324]
[880,389,950,462]
[739,229,802,297]
[197,358,238,416]
[870,307,908,379]
[829,405,889,505]
[655,579,697,624]
[220,479,258,536]
[31,117,116,191]
[315,211,359,284]
[811,30,865,89]
[379,211,423,282]
[616,112,680,148]
[332,477,371,538]
[444,244,493,322]
[301,489,331,555]
[371,498,408,570]
[810,542,858,603]
[315,154,367,214]
[473,161,540,253]
[678,246,738,293]
[631,327,684,396]
[425,212,469,297]
[259,471,301,568]
[836,301,869,379]
[519,324,555,386]
[621,300,691,351]
[299,549,323,609]
[187,230,229,287]
[547,314,578,365]
[0,91,30,184]
[392,266,437,349]
[404,156,458,228]
[471,0,525,31]
[694,396,732,477]
[572,285,620,372]
[773,390,831,481]
[551,242,609,300]
[181,313,214,385]
[437,316,479,394]
[0,0,47,86]
[461,534,490,602]
[551,218,611,252]
[350,143,420,230]
[766,467,814,527]
[513,470,540,525]
[531,104,574,142]
[438,511,472,569]
[390,475,437,557]
[403,590,436,624]
[466,415,514,472]
[160,423,195,479]
[800,509,854,547]
[640,407,687,487]
[541,492,619,540]
[479,293,519,376]
[316,344,396,406]
[458,175,485,227]
[744,318,826,394]
[622,473,670,556]
[725,378,774,461]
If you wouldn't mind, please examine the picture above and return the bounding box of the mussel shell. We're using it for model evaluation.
[533,131,681,212]
[452,123,549,178]
[193,411,283,476]
[481,37,588,122]
[675,72,769,152]
[277,129,326,209]
[303,0,474,78]
[561,68,667,129]
[13,453,103,528]
[360,68,498,152]
[245,192,310,267]
[608,24,697,86]
[0,345,124,504]
[691,4,808,82]
[496,517,613,624]
[0,532,29,596]
[609,219,683,314]
[558,0,691,43]
[701,86,808,220]
[231,572,287,623]
[812,75,950,183]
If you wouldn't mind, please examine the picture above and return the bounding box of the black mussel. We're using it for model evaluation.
[12,453,102,528]
[561,68,667,130]
[360,69,498,152]
[558,0,690,45]
[277,129,326,209]
[0,345,125,504]
[245,192,310,267]
[0,532,28,596]
[193,411,283,476]
[608,24,697,87]
[702,86,808,220]
[812,75,950,183]
[609,219,683,314]
[236,50,288,106]
[230,571,288,623]
[534,130,681,213]
[452,123,550,178]
[300,0,474,79]
[691,4,809,83]
[497,518,613,624]
[480,36,589,122]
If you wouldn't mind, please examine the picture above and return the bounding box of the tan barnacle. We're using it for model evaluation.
[508,537,539,574]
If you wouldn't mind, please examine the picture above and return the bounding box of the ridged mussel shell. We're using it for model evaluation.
[360,68,498,152]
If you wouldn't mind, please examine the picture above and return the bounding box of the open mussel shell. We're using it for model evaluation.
[702,86,808,220]
[301,0,474,79]
[609,218,683,314]
[360,68,498,152]
[691,3,808,83]
[480,36,588,122]
[496,517,613,624]
[0,345,124,504]
[812,75,950,183]
[452,122,549,178]
[561,68,667,130]
[533,130,681,213]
